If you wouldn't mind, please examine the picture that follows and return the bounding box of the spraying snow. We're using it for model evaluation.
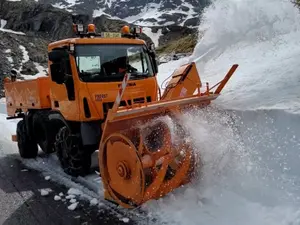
[142,0,300,224]
[189,0,300,114]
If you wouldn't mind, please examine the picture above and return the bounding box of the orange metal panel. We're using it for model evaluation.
[11,135,17,142]
[77,77,158,121]
[49,83,80,121]
[4,77,51,116]
[48,37,146,51]
[161,62,202,100]
[171,63,191,78]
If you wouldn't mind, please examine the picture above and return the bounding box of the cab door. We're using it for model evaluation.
[48,47,80,121]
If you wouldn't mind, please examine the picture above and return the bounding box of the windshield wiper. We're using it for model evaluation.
[80,71,100,76]
[129,72,149,78]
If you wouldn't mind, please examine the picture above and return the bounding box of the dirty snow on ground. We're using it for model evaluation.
[0,19,25,35]
[18,62,48,80]
[40,188,51,196]
[121,217,130,223]
[54,195,61,201]
[69,198,77,203]
[90,198,98,206]
[3,49,13,64]
[19,45,29,64]
[7,44,48,79]
[15,45,29,74]
[33,62,47,75]
[6,56,13,63]
[67,202,79,211]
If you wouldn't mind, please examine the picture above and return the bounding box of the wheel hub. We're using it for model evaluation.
[117,161,131,179]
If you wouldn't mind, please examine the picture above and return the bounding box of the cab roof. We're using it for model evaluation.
[48,37,146,51]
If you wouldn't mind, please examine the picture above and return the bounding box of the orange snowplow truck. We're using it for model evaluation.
[3,23,238,208]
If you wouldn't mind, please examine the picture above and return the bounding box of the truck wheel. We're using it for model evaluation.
[16,120,38,158]
[32,111,57,154]
[54,126,91,177]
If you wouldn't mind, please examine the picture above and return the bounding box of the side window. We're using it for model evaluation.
[127,47,145,73]
[63,52,72,75]
[49,48,72,82]
[76,56,101,73]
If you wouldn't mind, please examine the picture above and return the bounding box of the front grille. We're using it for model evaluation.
[103,96,151,114]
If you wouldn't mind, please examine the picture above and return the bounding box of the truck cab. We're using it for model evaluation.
[47,24,159,122]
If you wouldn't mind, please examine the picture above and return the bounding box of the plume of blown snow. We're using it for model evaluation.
[142,0,300,224]
[188,0,300,113]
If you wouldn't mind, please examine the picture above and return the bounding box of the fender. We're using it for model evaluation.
[48,111,70,130]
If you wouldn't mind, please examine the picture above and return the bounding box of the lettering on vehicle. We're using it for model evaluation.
[95,94,108,101]
[118,82,136,88]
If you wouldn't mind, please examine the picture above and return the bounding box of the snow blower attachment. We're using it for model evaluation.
[3,23,238,209]
[99,62,239,208]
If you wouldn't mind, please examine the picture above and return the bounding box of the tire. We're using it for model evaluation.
[16,120,38,158]
[32,111,58,154]
[54,126,91,177]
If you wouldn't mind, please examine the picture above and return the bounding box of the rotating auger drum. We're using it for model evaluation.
[99,114,198,208]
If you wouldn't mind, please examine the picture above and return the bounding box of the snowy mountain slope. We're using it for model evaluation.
[36,0,210,27]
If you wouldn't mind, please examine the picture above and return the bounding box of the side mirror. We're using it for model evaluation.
[48,49,70,84]
[153,57,158,74]
[11,69,18,76]
[10,69,18,82]
[149,43,155,52]
[50,63,65,84]
[149,51,158,74]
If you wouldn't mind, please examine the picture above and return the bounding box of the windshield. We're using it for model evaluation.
[75,44,154,82]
